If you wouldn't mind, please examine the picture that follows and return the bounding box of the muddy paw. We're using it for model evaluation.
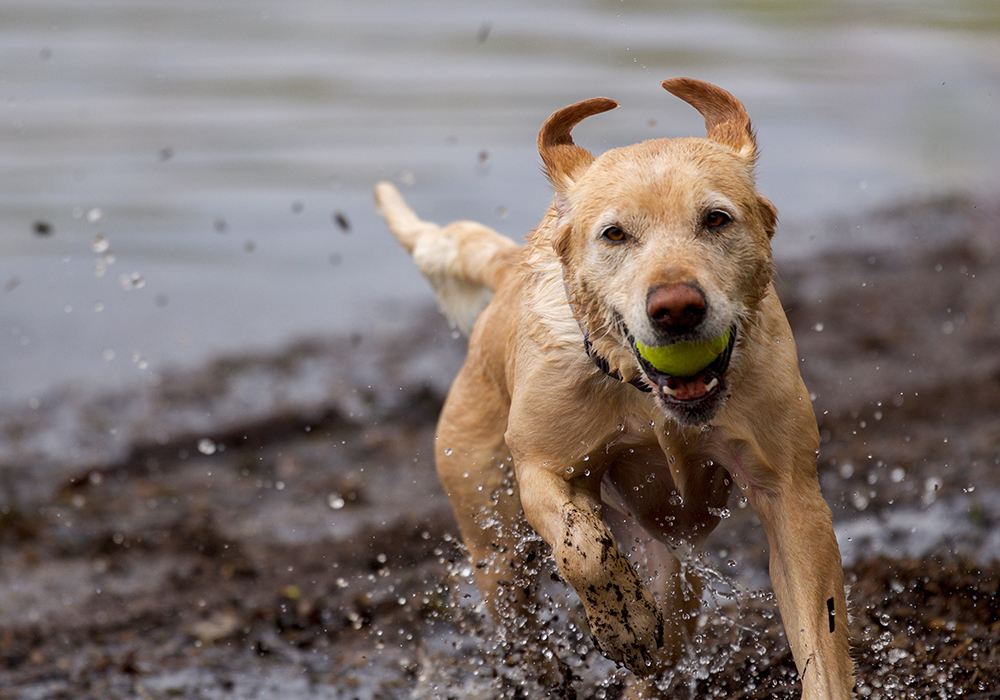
[585,580,664,676]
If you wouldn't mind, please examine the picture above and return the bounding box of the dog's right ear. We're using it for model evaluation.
[538,97,618,196]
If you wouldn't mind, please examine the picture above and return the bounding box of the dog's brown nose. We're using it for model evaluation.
[647,284,706,334]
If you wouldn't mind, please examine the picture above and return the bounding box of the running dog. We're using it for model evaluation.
[374,78,855,699]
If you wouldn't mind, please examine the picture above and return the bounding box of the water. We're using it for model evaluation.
[2,0,998,402]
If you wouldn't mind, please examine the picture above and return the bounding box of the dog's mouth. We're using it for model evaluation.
[632,326,737,424]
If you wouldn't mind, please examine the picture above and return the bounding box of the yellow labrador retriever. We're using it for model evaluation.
[375,78,855,699]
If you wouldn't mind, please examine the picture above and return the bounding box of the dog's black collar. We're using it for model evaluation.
[565,277,650,393]
[583,332,651,393]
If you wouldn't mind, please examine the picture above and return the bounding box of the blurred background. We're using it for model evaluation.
[2,0,998,405]
[3,4,1000,697]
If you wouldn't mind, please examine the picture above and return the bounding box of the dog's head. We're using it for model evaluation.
[540,78,778,426]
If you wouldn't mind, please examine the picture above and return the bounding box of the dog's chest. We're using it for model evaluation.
[594,418,733,545]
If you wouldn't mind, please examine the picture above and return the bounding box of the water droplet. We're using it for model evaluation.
[86,207,104,224]
[443,448,453,456]
[197,438,217,455]
[327,494,345,510]
[813,322,824,332]
[91,234,110,253]
[119,272,145,291]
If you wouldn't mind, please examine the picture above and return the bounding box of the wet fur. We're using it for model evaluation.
[375,78,855,699]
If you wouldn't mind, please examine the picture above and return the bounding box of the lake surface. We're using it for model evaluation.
[2,0,998,402]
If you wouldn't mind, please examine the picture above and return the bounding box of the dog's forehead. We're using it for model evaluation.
[603,137,748,179]
[571,137,758,214]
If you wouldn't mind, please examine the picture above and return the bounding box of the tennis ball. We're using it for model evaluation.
[635,329,731,377]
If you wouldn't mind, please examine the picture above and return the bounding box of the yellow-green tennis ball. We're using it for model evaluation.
[636,329,731,377]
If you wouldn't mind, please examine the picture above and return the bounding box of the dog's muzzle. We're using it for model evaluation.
[634,326,736,425]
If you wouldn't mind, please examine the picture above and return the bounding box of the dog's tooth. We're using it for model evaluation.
[705,377,719,392]
[661,384,678,397]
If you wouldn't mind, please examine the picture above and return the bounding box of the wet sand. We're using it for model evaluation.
[1,193,998,699]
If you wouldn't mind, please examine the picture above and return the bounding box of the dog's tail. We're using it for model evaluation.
[374,181,520,335]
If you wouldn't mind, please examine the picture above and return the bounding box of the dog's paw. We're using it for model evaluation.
[585,579,664,676]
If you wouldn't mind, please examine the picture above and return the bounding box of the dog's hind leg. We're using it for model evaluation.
[434,357,572,687]
[609,547,702,700]
[375,181,521,335]
[605,496,704,668]
[437,426,535,630]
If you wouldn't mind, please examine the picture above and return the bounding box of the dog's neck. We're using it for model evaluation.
[582,330,651,393]
[563,277,650,393]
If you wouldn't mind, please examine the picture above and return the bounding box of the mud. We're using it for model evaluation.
[2,193,999,699]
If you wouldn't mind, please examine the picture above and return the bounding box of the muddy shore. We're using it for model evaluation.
[1,193,998,699]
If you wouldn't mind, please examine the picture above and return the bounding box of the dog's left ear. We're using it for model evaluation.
[759,194,778,240]
[538,97,619,195]
[661,78,757,159]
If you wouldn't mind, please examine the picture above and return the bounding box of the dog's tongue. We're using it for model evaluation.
[663,373,714,400]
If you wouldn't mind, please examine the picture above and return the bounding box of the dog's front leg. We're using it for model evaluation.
[515,465,664,676]
[728,440,855,700]
[754,478,854,699]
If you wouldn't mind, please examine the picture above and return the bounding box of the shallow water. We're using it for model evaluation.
[2,0,999,402]
[2,231,999,698]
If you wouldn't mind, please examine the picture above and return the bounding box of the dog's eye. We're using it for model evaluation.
[601,225,627,243]
[704,210,732,230]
